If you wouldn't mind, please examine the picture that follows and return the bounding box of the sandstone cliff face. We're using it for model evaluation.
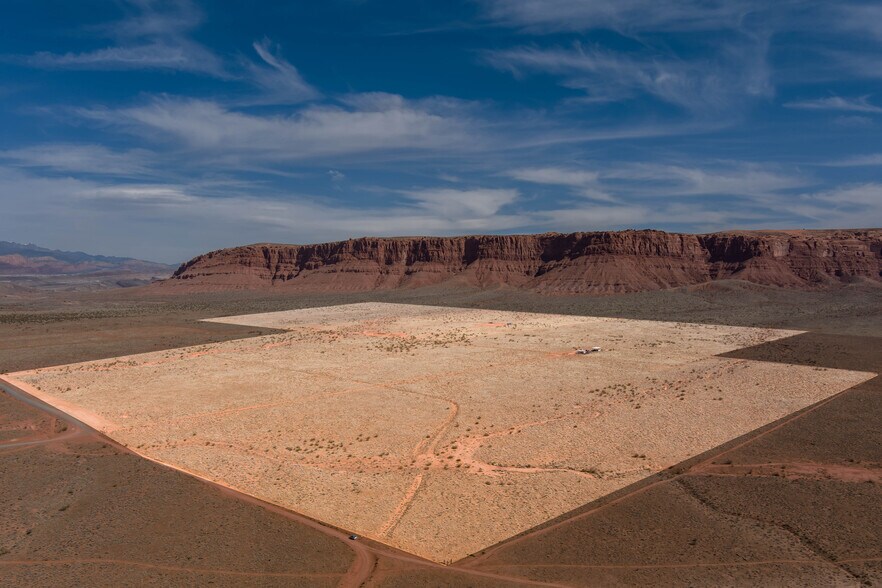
[164,229,882,294]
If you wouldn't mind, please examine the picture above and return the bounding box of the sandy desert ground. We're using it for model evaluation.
[2,283,881,586]
[7,302,874,563]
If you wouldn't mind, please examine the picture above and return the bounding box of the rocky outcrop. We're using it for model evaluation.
[162,229,882,294]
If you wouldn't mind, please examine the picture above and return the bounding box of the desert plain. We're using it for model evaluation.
[6,302,874,563]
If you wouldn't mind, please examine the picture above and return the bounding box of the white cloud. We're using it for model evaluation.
[19,0,226,77]
[0,144,153,177]
[479,0,769,33]
[835,3,882,41]
[538,204,651,228]
[484,41,772,116]
[508,167,598,187]
[505,167,615,201]
[785,184,882,227]
[521,164,877,231]
[603,163,809,197]
[401,188,519,218]
[15,3,324,102]
[83,184,198,204]
[827,153,882,167]
[507,162,808,201]
[75,94,484,163]
[804,183,882,207]
[246,38,321,104]
[107,0,204,38]
[536,201,753,233]
[784,95,882,113]
[24,43,225,76]
[833,115,874,128]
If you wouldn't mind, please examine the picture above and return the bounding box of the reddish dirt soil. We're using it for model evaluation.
[0,381,613,588]
[0,386,358,587]
[16,304,868,563]
[1,286,880,586]
[453,332,882,587]
[0,315,282,374]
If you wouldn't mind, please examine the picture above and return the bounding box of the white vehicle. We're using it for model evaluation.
[575,347,601,355]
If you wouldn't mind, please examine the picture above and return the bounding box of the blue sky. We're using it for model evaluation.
[1,0,881,263]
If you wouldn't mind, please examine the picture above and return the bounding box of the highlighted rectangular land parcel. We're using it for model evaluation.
[6,303,874,563]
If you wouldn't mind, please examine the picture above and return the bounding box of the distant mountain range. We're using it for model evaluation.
[0,241,175,276]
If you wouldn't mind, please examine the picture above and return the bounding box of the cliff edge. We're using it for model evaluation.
[159,229,882,294]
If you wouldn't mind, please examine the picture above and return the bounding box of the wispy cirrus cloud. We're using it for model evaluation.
[834,3,882,41]
[601,162,810,198]
[401,187,519,218]
[826,153,882,167]
[477,1,882,123]
[535,178,882,234]
[774,6,882,84]
[85,184,199,204]
[785,183,882,227]
[12,0,325,107]
[22,42,226,76]
[19,0,227,77]
[478,0,768,33]
[479,1,882,39]
[535,202,745,232]
[73,93,488,163]
[484,40,773,116]
[505,167,614,201]
[0,144,154,177]
[506,161,810,203]
[784,95,882,113]
[244,38,321,104]
[507,167,598,187]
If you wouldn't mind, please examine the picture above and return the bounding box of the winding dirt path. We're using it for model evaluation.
[375,474,425,538]
[373,384,460,539]
[372,391,605,542]
[443,412,603,479]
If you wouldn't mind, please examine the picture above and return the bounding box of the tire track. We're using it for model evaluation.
[0,558,343,579]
